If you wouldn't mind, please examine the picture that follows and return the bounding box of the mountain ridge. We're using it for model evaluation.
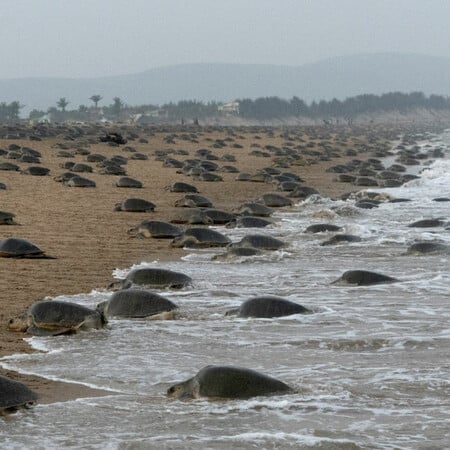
[2,53,450,114]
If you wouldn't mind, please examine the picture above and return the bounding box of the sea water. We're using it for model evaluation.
[1,132,449,449]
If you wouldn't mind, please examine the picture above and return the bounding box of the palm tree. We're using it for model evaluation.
[111,97,124,117]
[89,95,102,108]
[57,97,69,112]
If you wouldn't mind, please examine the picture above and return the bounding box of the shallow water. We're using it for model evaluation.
[1,132,450,449]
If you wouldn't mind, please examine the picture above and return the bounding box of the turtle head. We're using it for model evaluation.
[167,381,193,400]
[7,314,30,332]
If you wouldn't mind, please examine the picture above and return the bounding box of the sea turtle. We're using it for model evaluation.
[305,223,343,233]
[114,198,156,212]
[195,172,223,182]
[0,238,54,259]
[226,216,272,228]
[226,296,311,318]
[320,234,362,246]
[258,193,293,207]
[0,210,16,225]
[212,247,263,261]
[234,203,273,217]
[110,267,192,290]
[167,181,198,193]
[97,289,178,319]
[171,227,231,248]
[174,194,213,208]
[233,234,285,251]
[407,218,446,228]
[8,300,106,336]
[66,176,96,187]
[128,220,183,239]
[170,209,213,225]
[332,270,399,286]
[202,208,236,224]
[115,176,143,188]
[71,163,93,173]
[405,242,450,255]
[167,365,292,400]
[0,375,38,415]
[21,166,50,176]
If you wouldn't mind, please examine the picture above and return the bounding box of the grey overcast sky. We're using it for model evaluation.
[1,0,450,79]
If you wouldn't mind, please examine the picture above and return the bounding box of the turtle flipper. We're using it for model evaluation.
[27,325,75,336]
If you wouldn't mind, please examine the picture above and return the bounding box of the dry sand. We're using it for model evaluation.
[0,122,442,406]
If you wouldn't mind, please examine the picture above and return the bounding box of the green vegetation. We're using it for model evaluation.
[1,91,450,123]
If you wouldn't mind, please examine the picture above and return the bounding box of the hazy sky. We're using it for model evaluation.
[2,0,450,79]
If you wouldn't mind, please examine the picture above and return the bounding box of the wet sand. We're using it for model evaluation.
[0,122,444,405]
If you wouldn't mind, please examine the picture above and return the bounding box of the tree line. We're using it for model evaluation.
[1,91,450,123]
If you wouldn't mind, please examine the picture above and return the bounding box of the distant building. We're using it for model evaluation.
[218,101,239,115]
[131,110,168,124]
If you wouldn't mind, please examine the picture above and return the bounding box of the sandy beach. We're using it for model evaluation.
[0,121,446,406]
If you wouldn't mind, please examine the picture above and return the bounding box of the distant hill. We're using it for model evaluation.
[2,53,450,114]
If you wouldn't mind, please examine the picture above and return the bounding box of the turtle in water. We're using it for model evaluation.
[332,270,399,286]
[167,365,292,400]
[305,223,343,233]
[114,198,156,212]
[97,289,178,320]
[320,234,362,246]
[0,238,55,259]
[0,375,38,415]
[226,296,311,318]
[109,267,192,290]
[128,220,183,239]
[407,218,446,228]
[0,210,17,225]
[212,246,263,261]
[171,227,231,248]
[8,300,106,336]
[233,234,285,251]
[405,242,450,255]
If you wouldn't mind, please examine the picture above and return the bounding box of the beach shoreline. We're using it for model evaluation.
[1,121,447,406]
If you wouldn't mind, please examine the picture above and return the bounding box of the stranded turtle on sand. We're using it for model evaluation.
[97,289,178,320]
[110,267,192,290]
[115,176,143,188]
[226,296,311,318]
[128,220,183,239]
[174,194,213,208]
[8,300,106,336]
[0,238,55,259]
[0,210,17,225]
[167,365,292,400]
[0,375,38,415]
[114,198,156,212]
[332,270,399,286]
[171,227,231,248]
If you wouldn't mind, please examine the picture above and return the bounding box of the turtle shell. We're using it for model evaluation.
[0,238,44,257]
[0,375,38,413]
